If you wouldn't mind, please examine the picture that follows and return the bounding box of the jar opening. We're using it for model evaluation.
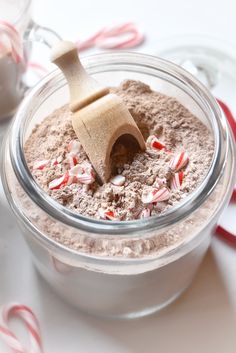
[9,52,228,235]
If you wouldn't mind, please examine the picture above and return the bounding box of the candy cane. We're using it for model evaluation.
[215,99,236,244]
[146,135,166,151]
[0,20,49,77]
[0,19,24,63]
[76,22,144,52]
[169,151,189,172]
[170,171,184,190]
[142,187,170,204]
[76,28,107,51]
[110,175,126,186]
[49,172,72,190]
[69,163,95,185]
[95,22,145,49]
[216,225,236,246]
[216,99,236,200]
[0,325,25,353]
[98,209,119,220]
[0,303,43,353]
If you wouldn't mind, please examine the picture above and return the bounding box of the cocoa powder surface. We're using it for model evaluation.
[24,80,214,222]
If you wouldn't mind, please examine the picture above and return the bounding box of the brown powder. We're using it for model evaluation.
[24,80,214,222]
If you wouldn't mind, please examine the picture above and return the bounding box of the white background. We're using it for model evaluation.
[1,0,236,352]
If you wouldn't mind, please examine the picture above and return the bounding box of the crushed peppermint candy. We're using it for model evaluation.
[66,153,79,169]
[98,209,118,221]
[33,159,49,170]
[154,177,167,188]
[49,172,71,190]
[171,171,184,190]
[169,151,189,172]
[69,163,95,185]
[146,135,166,151]
[52,155,63,166]
[26,80,214,226]
[110,175,126,186]
[142,187,170,204]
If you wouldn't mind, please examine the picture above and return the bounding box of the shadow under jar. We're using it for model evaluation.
[1,53,236,319]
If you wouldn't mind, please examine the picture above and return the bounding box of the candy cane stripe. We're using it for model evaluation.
[146,135,166,151]
[142,187,170,204]
[0,20,24,63]
[169,151,189,172]
[171,171,184,190]
[0,303,43,353]
[0,326,24,352]
[11,307,42,347]
[76,22,144,51]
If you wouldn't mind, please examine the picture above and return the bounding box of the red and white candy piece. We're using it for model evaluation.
[139,208,151,219]
[98,209,118,221]
[66,153,79,169]
[154,177,167,188]
[110,175,126,186]
[94,22,144,49]
[68,140,80,153]
[0,20,24,64]
[0,302,43,353]
[69,163,95,185]
[171,171,184,190]
[33,159,49,170]
[49,172,73,190]
[169,151,189,172]
[142,187,170,204]
[76,22,144,51]
[52,155,63,166]
[146,135,166,151]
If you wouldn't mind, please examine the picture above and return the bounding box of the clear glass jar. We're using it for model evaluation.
[1,52,235,319]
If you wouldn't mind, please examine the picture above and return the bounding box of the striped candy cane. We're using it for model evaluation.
[76,28,107,51]
[95,22,145,49]
[76,22,144,51]
[0,20,48,78]
[0,303,43,353]
[215,99,236,244]
[0,19,24,63]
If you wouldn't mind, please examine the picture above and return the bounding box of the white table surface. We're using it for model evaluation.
[1,0,236,352]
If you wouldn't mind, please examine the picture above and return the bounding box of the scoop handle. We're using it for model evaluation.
[51,41,109,112]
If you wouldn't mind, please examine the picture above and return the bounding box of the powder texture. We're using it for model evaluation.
[24,80,214,222]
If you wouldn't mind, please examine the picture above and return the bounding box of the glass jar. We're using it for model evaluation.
[0,0,61,142]
[1,52,235,319]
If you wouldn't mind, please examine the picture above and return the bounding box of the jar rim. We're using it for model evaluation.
[9,52,228,235]
[13,0,31,25]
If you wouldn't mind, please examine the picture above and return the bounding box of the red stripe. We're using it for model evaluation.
[0,326,23,353]
[216,225,236,246]
[0,20,18,35]
[9,305,42,348]
[0,325,16,337]
[217,99,236,140]
[152,140,165,150]
[24,322,42,348]
[11,305,38,322]
[179,171,184,185]
[176,152,184,170]
[232,189,236,201]
[214,99,236,245]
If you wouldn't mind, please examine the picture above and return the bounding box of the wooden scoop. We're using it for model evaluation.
[51,41,145,183]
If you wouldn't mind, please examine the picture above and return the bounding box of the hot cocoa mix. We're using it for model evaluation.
[25,80,214,223]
